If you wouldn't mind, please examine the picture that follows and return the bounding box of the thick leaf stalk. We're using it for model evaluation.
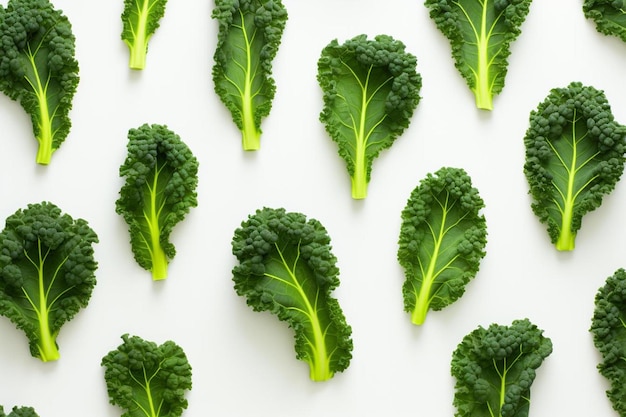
[121,0,168,70]
[35,106,54,165]
[127,25,148,70]
[474,8,493,111]
[36,263,60,361]
[241,66,262,150]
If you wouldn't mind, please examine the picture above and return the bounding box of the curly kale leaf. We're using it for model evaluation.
[231,207,353,381]
[398,167,487,325]
[424,0,533,110]
[101,334,192,417]
[590,268,626,416]
[584,0,626,43]
[317,34,422,199]
[121,0,168,70]
[0,406,40,417]
[523,81,626,251]
[0,202,98,362]
[451,318,553,417]
[0,0,79,164]
[212,0,288,150]
[115,124,199,281]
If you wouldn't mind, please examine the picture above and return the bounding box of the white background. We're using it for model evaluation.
[0,0,624,416]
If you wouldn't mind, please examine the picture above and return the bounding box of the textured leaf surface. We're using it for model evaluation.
[0,406,40,417]
[584,0,626,43]
[116,124,199,280]
[0,0,79,164]
[0,202,98,361]
[317,34,421,198]
[121,0,168,69]
[212,0,287,150]
[591,268,626,416]
[451,319,553,417]
[424,0,532,109]
[398,167,487,325]
[231,207,353,381]
[523,82,626,250]
[102,334,192,417]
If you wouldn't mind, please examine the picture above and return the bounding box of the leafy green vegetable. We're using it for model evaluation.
[583,0,626,43]
[590,268,626,416]
[121,0,168,70]
[212,0,288,150]
[231,207,353,381]
[0,0,79,164]
[116,124,199,281]
[397,167,487,325]
[451,318,553,417]
[317,34,422,199]
[424,0,533,110]
[0,406,39,417]
[523,81,626,251]
[0,202,98,362]
[102,334,192,417]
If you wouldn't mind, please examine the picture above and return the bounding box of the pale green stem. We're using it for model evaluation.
[128,1,150,69]
[240,12,261,150]
[474,0,493,110]
[37,245,59,361]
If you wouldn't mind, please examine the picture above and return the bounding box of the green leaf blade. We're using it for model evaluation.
[424,0,532,110]
[101,334,192,417]
[584,0,626,43]
[121,0,168,70]
[0,202,99,361]
[0,0,79,164]
[212,0,287,150]
[451,319,553,417]
[523,82,626,250]
[232,208,353,381]
[591,268,626,416]
[317,34,422,199]
[398,167,487,325]
[116,124,199,280]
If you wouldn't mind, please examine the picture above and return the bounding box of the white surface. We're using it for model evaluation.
[0,0,624,416]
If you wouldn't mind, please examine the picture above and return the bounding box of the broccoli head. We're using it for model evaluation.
[451,318,553,417]
[115,124,199,281]
[231,207,353,381]
[523,81,626,250]
[101,334,193,417]
[0,0,79,164]
[590,268,626,415]
[0,202,98,362]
